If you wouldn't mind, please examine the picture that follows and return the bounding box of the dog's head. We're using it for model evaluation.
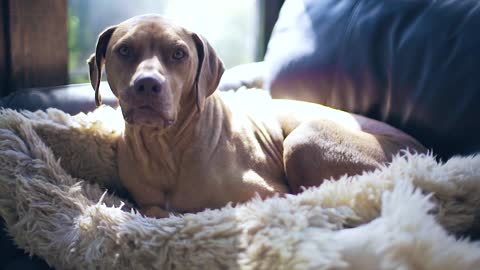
[88,15,224,128]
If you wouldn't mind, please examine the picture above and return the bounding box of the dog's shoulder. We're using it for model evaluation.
[216,88,284,136]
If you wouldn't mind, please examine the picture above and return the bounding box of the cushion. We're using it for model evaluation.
[264,0,480,159]
[218,62,266,91]
[0,82,118,115]
[0,91,480,269]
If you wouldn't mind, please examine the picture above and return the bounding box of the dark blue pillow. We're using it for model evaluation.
[264,0,480,159]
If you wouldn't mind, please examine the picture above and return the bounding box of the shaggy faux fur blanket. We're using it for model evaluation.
[0,102,480,269]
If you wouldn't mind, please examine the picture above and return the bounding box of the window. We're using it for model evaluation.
[68,0,258,83]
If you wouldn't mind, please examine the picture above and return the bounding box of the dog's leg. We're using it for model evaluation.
[140,206,175,218]
[282,119,421,194]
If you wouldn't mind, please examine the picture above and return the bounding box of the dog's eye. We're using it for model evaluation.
[172,49,186,60]
[118,45,130,57]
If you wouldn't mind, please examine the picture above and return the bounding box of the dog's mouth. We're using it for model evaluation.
[123,105,175,128]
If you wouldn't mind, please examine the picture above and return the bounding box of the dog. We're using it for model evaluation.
[87,14,426,218]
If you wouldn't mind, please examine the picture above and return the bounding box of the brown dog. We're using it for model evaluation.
[88,15,426,218]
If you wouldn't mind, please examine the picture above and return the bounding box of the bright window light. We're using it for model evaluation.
[68,0,258,83]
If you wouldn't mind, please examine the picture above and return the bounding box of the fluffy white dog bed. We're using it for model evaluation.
[0,96,480,269]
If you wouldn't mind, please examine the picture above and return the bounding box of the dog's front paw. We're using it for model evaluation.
[140,206,172,218]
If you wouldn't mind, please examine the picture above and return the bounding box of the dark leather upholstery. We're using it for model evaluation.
[0,82,118,115]
[264,0,480,159]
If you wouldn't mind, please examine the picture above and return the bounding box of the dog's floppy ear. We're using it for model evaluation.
[87,26,116,107]
[192,33,225,112]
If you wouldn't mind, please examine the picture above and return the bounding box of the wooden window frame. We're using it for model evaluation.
[0,0,68,96]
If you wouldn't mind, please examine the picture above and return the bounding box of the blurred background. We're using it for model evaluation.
[0,0,283,94]
[68,0,258,83]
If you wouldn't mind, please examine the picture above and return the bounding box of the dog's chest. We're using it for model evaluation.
[117,129,288,213]
[163,139,288,211]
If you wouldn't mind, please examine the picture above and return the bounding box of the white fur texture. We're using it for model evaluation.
[0,105,479,270]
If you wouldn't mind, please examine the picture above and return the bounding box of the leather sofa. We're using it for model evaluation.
[264,0,480,159]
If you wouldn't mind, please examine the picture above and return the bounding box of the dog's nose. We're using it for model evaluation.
[133,74,165,94]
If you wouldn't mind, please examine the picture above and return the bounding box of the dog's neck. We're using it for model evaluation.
[123,98,198,151]
[122,92,227,166]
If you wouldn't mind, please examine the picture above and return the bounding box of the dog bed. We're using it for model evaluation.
[0,93,480,269]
